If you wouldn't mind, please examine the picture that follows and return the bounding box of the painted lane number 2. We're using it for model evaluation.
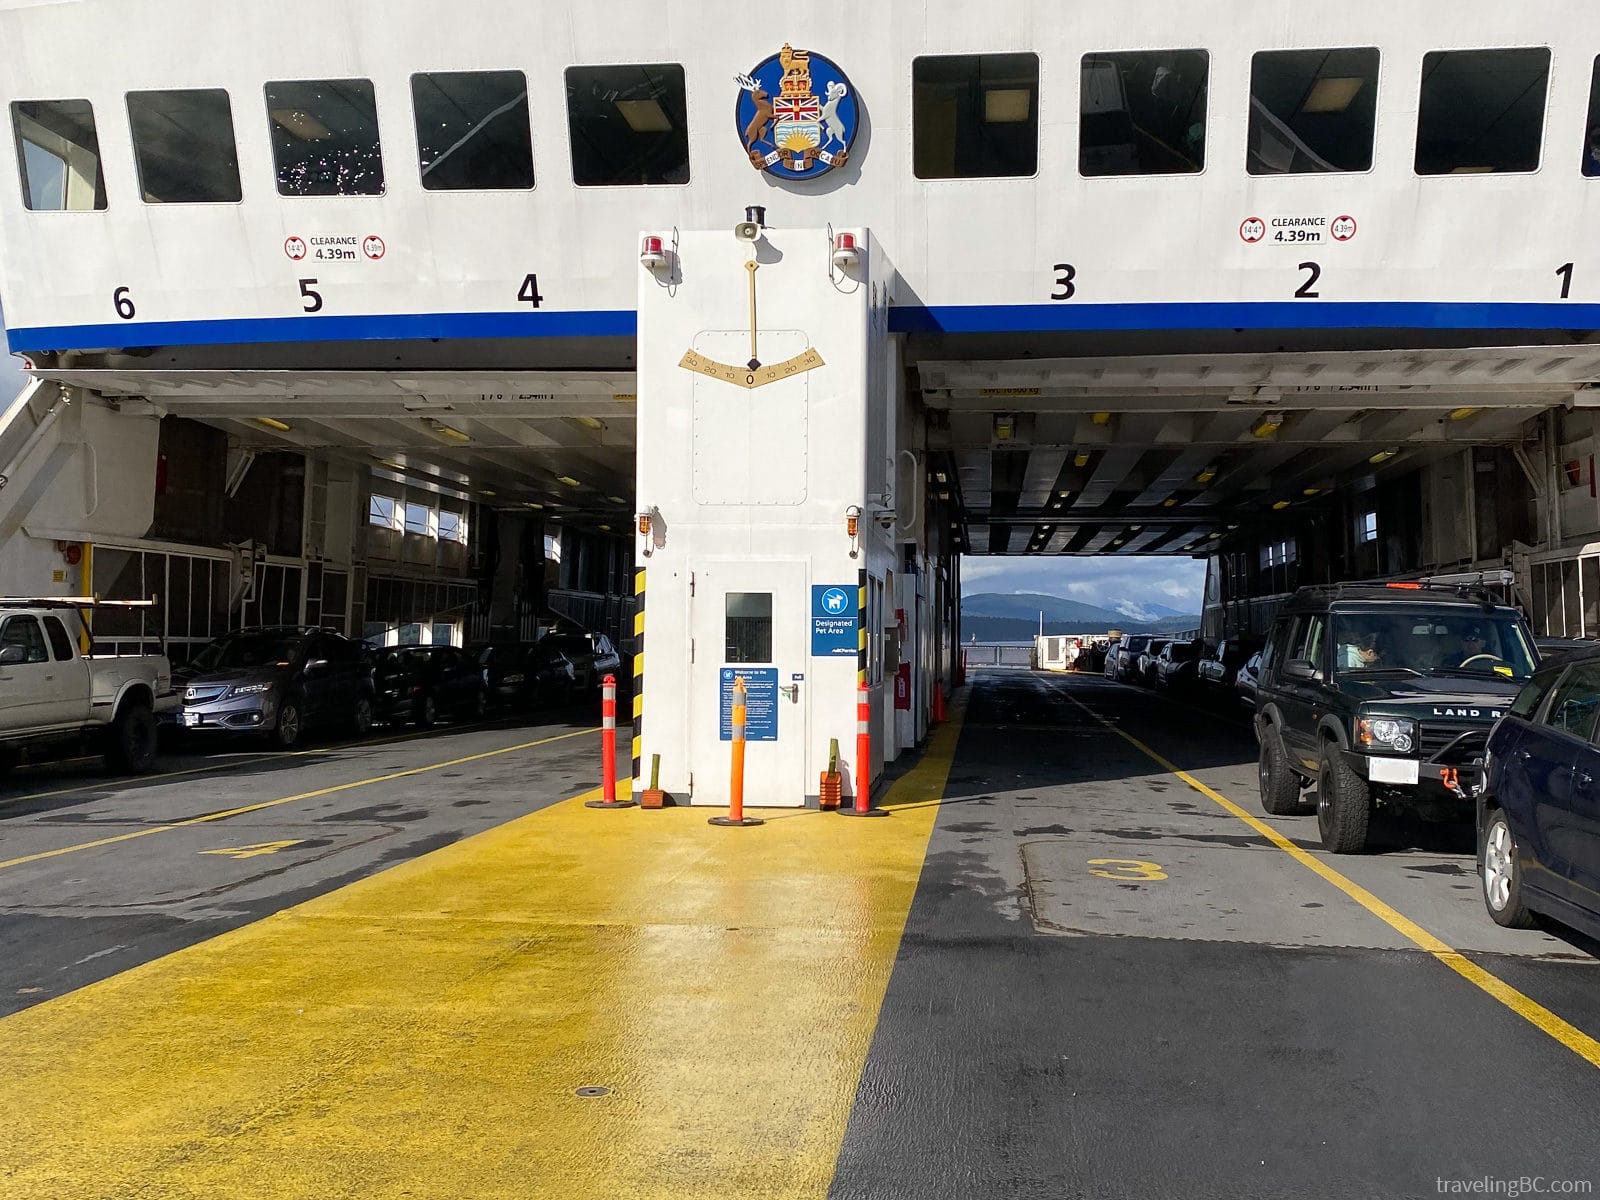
[1087,858,1168,881]
[1295,262,1321,299]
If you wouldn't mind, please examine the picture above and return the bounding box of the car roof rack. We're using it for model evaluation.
[0,595,158,609]
[1294,574,1512,605]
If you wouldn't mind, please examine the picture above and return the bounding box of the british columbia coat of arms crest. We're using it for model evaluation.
[735,44,858,179]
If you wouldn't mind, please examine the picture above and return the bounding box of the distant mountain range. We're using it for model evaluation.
[961,591,1199,640]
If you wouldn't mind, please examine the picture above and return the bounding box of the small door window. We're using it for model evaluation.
[1542,663,1600,739]
[1080,50,1208,177]
[42,615,76,661]
[412,70,534,191]
[1414,48,1550,176]
[725,593,772,663]
[564,63,689,186]
[127,88,242,203]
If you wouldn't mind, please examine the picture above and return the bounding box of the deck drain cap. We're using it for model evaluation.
[575,1086,610,1098]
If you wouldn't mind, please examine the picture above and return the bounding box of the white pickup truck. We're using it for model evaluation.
[0,599,177,775]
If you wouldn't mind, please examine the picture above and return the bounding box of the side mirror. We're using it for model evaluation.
[1284,658,1322,682]
[0,644,25,665]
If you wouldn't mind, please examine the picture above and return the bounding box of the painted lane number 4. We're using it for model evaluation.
[1087,858,1168,881]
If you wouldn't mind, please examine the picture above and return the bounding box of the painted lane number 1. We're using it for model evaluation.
[1558,262,1575,299]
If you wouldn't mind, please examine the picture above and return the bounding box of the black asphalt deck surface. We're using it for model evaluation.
[831,671,1600,1200]
[0,708,598,1016]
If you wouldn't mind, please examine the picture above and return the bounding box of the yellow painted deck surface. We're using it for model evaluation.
[0,712,961,1200]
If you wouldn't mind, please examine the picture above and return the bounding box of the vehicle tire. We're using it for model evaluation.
[350,695,374,738]
[1316,746,1371,854]
[104,701,158,774]
[416,693,438,728]
[272,696,305,750]
[1258,728,1303,816]
[1481,809,1536,929]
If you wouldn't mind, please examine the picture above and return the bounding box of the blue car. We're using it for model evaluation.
[1478,651,1600,936]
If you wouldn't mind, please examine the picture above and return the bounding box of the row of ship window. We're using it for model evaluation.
[10,47,1600,210]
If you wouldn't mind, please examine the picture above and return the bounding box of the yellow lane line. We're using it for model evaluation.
[0,727,597,873]
[1058,688,1600,1071]
[0,704,967,1198]
[0,716,544,809]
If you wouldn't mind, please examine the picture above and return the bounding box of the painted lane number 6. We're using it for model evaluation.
[113,286,135,320]
[1087,858,1168,881]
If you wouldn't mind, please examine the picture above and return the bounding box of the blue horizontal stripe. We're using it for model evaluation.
[9,300,1600,354]
[886,301,1600,334]
[6,308,638,353]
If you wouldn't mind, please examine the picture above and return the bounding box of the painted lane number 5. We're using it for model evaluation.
[1087,858,1168,881]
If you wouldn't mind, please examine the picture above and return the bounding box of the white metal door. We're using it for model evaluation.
[688,560,810,807]
[0,615,64,730]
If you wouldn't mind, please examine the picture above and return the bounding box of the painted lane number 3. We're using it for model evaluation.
[1087,858,1168,881]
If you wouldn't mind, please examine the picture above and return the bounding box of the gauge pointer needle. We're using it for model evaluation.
[746,259,760,369]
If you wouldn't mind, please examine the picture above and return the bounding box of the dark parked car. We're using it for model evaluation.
[542,631,623,693]
[471,641,579,708]
[1235,652,1263,711]
[1199,637,1262,690]
[168,627,374,748]
[1255,583,1536,853]
[1137,639,1171,686]
[372,646,488,726]
[1535,636,1593,666]
[1115,635,1151,683]
[1154,640,1202,690]
[1478,651,1600,937]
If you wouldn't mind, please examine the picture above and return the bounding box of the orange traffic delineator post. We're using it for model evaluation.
[839,682,888,818]
[710,677,762,827]
[586,674,637,809]
[931,680,946,725]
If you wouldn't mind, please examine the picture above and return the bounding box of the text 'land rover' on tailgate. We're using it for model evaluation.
[1254,583,1536,854]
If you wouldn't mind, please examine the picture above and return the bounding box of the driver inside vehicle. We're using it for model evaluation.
[1339,628,1383,669]
[1448,624,1492,667]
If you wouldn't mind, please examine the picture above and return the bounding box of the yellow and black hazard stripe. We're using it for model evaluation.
[857,567,868,689]
[631,567,645,786]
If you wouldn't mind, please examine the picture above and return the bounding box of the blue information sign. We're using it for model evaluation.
[811,584,858,656]
[720,667,779,741]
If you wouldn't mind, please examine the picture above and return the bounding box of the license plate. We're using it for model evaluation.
[1368,757,1419,785]
[182,712,200,727]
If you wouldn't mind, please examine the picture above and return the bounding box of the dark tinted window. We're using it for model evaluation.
[412,70,533,190]
[0,616,50,663]
[42,615,75,661]
[1415,48,1550,175]
[1542,662,1600,738]
[1583,57,1600,176]
[127,89,242,203]
[11,99,107,210]
[1248,48,1379,174]
[1510,666,1565,719]
[265,78,385,196]
[565,64,689,186]
[913,53,1039,179]
[1080,50,1208,176]
[726,593,772,664]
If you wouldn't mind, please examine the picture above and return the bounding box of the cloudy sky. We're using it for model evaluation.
[962,554,1208,617]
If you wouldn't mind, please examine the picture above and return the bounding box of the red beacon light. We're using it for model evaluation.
[832,230,861,272]
[639,234,669,273]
